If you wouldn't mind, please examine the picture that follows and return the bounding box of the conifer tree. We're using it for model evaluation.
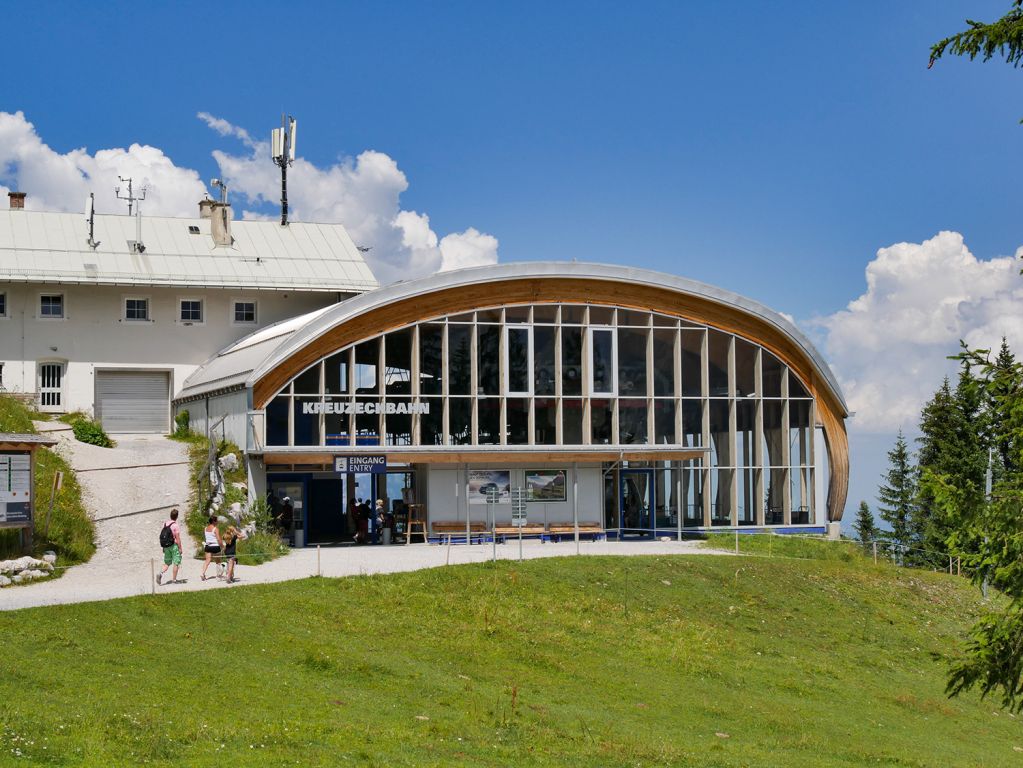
[877,431,917,560]
[852,501,878,548]
[989,338,1017,475]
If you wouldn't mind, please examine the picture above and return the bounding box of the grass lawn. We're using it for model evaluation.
[0,554,1019,766]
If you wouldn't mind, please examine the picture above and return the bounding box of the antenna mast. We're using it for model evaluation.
[84,193,101,250]
[271,114,297,226]
[114,176,148,253]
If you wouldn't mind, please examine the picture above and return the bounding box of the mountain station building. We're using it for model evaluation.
[173,262,849,544]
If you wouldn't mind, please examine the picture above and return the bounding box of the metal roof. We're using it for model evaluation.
[0,209,378,292]
[175,262,848,415]
[0,433,59,447]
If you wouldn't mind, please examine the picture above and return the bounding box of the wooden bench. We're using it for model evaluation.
[547,522,606,542]
[432,520,488,544]
[493,523,547,542]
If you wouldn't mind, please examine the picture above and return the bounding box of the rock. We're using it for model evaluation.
[230,502,243,516]
[11,573,23,584]
[231,482,247,491]
[43,551,57,565]
[21,569,48,580]
[218,453,239,472]
[0,574,9,587]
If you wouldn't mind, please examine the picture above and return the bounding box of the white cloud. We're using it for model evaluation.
[0,110,499,284]
[816,231,1023,432]
[203,113,498,284]
[0,111,208,217]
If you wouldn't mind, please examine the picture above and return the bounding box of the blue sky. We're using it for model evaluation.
[3,1,1022,520]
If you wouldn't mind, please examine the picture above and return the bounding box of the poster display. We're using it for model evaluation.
[468,470,510,505]
[525,469,568,502]
[0,452,33,527]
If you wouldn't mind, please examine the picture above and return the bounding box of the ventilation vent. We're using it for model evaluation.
[188,226,200,234]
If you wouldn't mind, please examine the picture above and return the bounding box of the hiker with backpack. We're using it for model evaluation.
[157,509,182,585]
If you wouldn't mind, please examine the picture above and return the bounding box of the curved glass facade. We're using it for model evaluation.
[264,303,817,525]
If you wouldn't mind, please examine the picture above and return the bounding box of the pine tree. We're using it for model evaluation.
[877,431,917,561]
[852,501,878,548]
[989,338,1017,476]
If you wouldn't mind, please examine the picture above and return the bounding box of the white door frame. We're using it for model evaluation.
[37,360,66,413]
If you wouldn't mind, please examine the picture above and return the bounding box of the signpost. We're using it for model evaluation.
[334,455,387,474]
[511,488,528,561]
[0,452,33,528]
[486,486,499,560]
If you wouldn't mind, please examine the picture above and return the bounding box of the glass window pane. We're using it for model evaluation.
[449,398,472,445]
[735,338,757,397]
[617,327,647,396]
[533,305,558,323]
[448,326,472,395]
[681,400,703,447]
[561,305,585,324]
[478,398,500,444]
[385,399,412,445]
[709,400,731,466]
[589,306,614,324]
[618,309,649,327]
[561,326,583,396]
[790,374,810,399]
[654,400,676,444]
[790,399,812,465]
[619,399,648,444]
[385,329,413,396]
[738,467,755,525]
[420,397,443,445]
[507,398,529,444]
[294,364,321,395]
[449,312,474,323]
[534,326,556,396]
[507,327,531,393]
[652,329,675,397]
[477,325,500,395]
[652,313,677,328]
[535,398,557,445]
[762,351,784,398]
[293,397,319,445]
[683,460,704,527]
[711,468,733,525]
[477,309,502,323]
[355,398,380,445]
[681,330,703,397]
[355,339,379,395]
[591,329,615,394]
[324,350,349,395]
[708,330,729,396]
[766,468,786,524]
[266,396,289,445]
[736,401,755,466]
[505,306,530,323]
[418,324,444,395]
[325,400,350,446]
[655,466,678,528]
[591,399,613,444]
[563,399,583,444]
[763,401,784,467]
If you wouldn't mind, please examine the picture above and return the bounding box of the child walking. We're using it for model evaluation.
[200,515,223,582]
[223,526,247,584]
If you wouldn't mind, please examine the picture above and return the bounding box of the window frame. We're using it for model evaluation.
[38,293,65,320]
[232,299,258,325]
[503,325,533,397]
[123,295,152,323]
[178,297,204,325]
[587,326,617,396]
[0,291,7,319]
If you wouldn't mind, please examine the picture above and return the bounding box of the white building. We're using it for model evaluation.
[0,192,377,432]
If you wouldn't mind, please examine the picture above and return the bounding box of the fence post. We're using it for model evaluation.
[317,544,321,577]
[949,555,953,575]
[957,557,961,577]
[872,541,877,565]
[734,528,739,555]
[150,558,156,595]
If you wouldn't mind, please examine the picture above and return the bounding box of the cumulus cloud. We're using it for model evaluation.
[0,110,207,217]
[203,113,498,283]
[0,110,499,284]
[817,231,1023,432]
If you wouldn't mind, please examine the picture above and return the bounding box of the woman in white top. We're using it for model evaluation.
[200,515,224,582]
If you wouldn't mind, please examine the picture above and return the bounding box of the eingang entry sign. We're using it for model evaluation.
[334,456,387,474]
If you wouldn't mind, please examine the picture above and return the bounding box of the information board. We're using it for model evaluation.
[0,452,33,527]
[511,488,528,527]
[334,455,387,474]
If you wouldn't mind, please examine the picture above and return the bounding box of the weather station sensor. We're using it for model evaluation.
[115,176,148,253]
[271,114,297,226]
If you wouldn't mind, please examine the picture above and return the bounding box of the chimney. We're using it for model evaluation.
[8,192,26,210]
[198,198,214,219]
[210,202,233,247]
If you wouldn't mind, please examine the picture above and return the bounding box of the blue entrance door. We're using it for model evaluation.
[619,469,655,535]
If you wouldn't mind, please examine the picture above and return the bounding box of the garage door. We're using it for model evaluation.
[95,371,170,433]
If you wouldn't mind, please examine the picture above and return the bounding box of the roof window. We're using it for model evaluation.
[188,226,200,234]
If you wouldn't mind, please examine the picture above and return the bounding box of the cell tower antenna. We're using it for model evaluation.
[114,176,148,253]
[84,193,101,250]
[271,114,297,226]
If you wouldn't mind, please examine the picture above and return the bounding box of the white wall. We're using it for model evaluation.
[0,283,341,417]
[424,464,603,527]
[180,389,250,446]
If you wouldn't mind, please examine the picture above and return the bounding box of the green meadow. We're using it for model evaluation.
[0,546,1019,766]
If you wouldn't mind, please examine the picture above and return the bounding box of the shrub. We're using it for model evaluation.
[172,410,191,439]
[70,417,114,448]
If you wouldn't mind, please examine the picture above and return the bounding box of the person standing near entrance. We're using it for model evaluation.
[156,509,182,585]
[200,515,224,581]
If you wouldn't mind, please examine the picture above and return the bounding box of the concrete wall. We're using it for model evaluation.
[424,464,603,527]
[0,283,340,417]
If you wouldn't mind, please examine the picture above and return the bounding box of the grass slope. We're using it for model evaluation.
[0,554,1019,767]
[0,396,94,563]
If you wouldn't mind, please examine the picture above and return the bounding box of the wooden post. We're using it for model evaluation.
[150,559,156,595]
[949,555,953,575]
[317,544,321,577]
[43,471,63,541]
[872,541,878,565]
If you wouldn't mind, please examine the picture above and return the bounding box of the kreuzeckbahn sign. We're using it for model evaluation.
[334,455,388,474]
